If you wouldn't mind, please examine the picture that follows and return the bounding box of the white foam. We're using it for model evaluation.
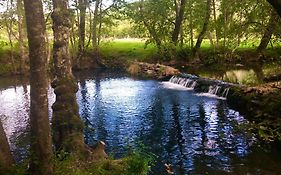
[161,82,194,91]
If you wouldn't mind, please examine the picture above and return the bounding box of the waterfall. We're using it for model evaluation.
[168,75,232,99]
[169,75,198,89]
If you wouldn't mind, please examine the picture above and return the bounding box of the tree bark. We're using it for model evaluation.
[78,0,87,54]
[212,0,219,45]
[51,0,86,153]
[92,0,100,48]
[257,11,278,53]
[193,0,212,59]
[189,0,194,49]
[23,0,53,174]
[17,0,28,74]
[172,0,187,45]
[0,120,14,171]
[267,0,281,17]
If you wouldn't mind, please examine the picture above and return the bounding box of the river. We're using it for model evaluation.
[0,70,281,174]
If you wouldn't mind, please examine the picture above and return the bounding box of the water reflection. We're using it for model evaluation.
[0,70,281,174]
[193,62,281,85]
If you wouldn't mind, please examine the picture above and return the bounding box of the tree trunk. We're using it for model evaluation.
[193,0,212,59]
[257,11,278,54]
[267,0,281,17]
[172,0,187,45]
[212,0,219,45]
[17,0,28,74]
[51,0,86,154]
[23,0,53,174]
[0,120,14,171]
[78,0,87,54]
[92,0,100,48]
[97,0,103,45]
[189,0,194,49]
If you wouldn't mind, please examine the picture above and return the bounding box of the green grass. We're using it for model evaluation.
[99,39,157,61]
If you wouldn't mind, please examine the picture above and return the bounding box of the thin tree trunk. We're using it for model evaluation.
[257,11,278,53]
[97,0,102,45]
[17,0,28,74]
[212,0,219,45]
[51,0,86,153]
[193,0,212,59]
[78,0,87,54]
[92,0,100,48]
[0,120,14,171]
[23,0,53,174]
[189,0,194,49]
[172,0,187,45]
[223,7,227,49]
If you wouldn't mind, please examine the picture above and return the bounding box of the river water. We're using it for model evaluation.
[0,70,281,175]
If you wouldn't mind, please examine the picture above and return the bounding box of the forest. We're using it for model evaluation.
[0,0,281,174]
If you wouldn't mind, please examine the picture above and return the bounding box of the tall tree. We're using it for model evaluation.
[17,0,28,74]
[92,0,100,48]
[23,0,53,174]
[192,0,212,59]
[172,0,187,44]
[51,0,86,153]
[0,120,14,171]
[78,0,87,54]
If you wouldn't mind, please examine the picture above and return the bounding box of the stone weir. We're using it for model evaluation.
[169,74,237,99]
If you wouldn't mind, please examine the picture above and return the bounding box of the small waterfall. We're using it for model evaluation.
[169,75,198,89]
[168,75,233,99]
[207,85,230,98]
[221,88,230,98]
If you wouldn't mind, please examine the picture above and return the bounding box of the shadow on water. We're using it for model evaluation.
[1,69,281,174]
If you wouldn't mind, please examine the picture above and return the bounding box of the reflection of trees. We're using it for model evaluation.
[9,84,30,162]
[79,80,95,145]
[170,103,185,175]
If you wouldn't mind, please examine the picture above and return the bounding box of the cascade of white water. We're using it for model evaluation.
[169,76,197,89]
[222,88,230,98]
[168,75,231,99]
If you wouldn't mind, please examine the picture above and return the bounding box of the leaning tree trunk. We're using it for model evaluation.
[17,0,28,74]
[51,0,86,154]
[23,0,53,174]
[257,11,278,54]
[0,120,14,171]
[172,0,187,45]
[192,0,212,59]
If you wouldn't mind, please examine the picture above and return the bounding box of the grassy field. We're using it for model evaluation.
[99,38,157,61]
[98,38,281,61]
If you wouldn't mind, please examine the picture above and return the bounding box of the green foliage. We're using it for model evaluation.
[52,147,155,175]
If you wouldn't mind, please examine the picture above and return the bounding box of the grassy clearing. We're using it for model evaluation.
[99,38,281,61]
[99,39,156,61]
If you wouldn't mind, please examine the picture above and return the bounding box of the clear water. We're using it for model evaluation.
[0,70,281,175]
